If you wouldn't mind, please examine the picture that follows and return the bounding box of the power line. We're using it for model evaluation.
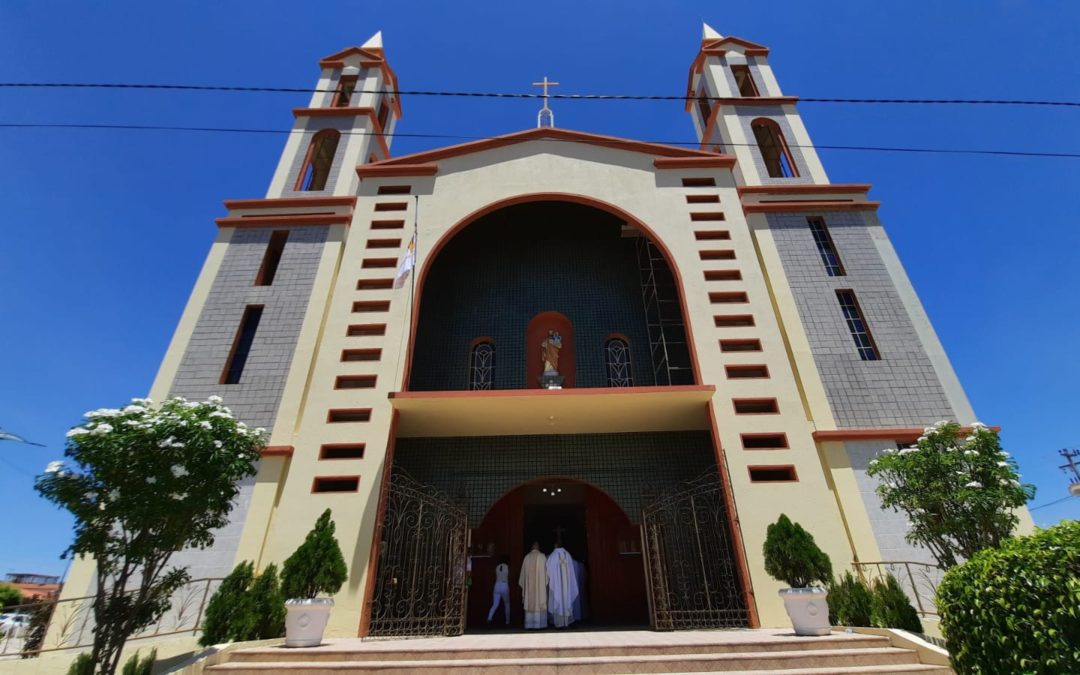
[1,122,1077,160]
[1,82,1079,108]
[1029,495,1077,512]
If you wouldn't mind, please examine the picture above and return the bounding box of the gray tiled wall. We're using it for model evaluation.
[766,211,955,428]
[166,225,329,579]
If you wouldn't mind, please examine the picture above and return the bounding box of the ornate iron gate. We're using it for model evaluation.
[641,472,749,630]
[368,471,469,637]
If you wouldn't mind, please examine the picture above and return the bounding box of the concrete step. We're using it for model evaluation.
[206,646,923,674]
[227,634,892,663]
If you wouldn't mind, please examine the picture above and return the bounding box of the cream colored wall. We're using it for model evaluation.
[247,140,859,633]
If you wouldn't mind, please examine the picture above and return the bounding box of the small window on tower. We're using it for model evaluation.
[333,76,357,107]
[836,290,880,361]
[221,306,264,385]
[731,65,760,97]
[255,231,289,286]
[751,119,798,178]
[604,337,633,387]
[807,217,845,276]
[296,129,340,191]
[697,85,713,126]
[376,92,392,130]
[468,340,495,390]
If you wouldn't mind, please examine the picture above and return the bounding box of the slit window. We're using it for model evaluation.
[296,129,340,191]
[749,465,797,483]
[751,119,798,178]
[352,300,390,313]
[604,337,634,387]
[733,398,779,414]
[347,324,386,337]
[221,306,263,385]
[682,177,715,187]
[342,348,382,362]
[254,231,289,286]
[700,250,736,260]
[327,408,371,423]
[720,339,762,353]
[696,85,713,126]
[320,444,366,460]
[742,433,788,449]
[468,340,495,390]
[705,270,742,281]
[376,93,392,130]
[709,291,749,304]
[334,375,377,389]
[732,65,760,97]
[837,290,880,361]
[333,76,357,107]
[726,364,770,379]
[714,315,755,327]
[808,217,845,276]
[312,476,360,493]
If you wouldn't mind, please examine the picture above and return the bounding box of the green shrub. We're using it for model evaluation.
[281,509,348,599]
[120,649,155,675]
[937,521,1080,674]
[762,514,832,588]
[199,561,255,647]
[67,653,94,675]
[828,571,873,626]
[247,563,286,640]
[869,574,922,633]
[0,583,23,610]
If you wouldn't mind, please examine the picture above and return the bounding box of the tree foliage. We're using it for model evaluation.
[869,574,923,633]
[119,649,155,675]
[762,514,832,589]
[249,563,286,640]
[199,561,285,646]
[828,572,873,627]
[36,396,264,675]
[281,509,348,600]
[937,521,1080,674]
[0,583,22,610]
[867,421,1034,568]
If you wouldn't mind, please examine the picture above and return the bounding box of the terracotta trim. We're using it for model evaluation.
[261,445,294,458]
[293,106,376,118]
[346,323,386,337]
[709,291,750,304]
[311,475,361,494]
[357,163,438,178]
[710,96,795,106]
[361,258,397,269]
[216,213,351,228]
[352,300,391,312]
[356,278,394,290]
[706,404,760,627]
[700,249,736,260]
[326,408,372,423]
[359,409,400,636]
[726,364,771,380]
[719,338,763,353]
[370,219,406,229]
[686,194,721,204]
[334,375,378,390]
[742,201,881,213]
[705,269,743,281]
[653,156,736,169]
[690,212,726,222]
[714,314,756,327]
[388,384,716,401]
[224,196,357,210]
[366,238,402,249]
[319,443,366,460]
[812,425,999,443]
[695,230,731,240]
[747,465,799,483]
[738,184,872,196]
[341,348,382,362]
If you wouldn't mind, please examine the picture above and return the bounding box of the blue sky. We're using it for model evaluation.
[1,1,1078,577]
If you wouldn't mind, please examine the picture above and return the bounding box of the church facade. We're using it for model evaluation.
[63,25,1008,636]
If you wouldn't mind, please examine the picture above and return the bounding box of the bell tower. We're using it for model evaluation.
[266,31,402,198]
[687,23,828,186]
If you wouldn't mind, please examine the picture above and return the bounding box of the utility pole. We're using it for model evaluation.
[1058,448,1080,496]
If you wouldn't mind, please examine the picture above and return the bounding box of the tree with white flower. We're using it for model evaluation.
[867,421,1034,569]
[36,396,264,675]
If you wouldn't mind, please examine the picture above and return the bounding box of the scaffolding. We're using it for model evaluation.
[636,237,694,386]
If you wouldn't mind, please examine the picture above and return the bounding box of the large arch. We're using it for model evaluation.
[401,192,704,390]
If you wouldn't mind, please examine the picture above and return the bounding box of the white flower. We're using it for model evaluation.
[899,448,916,455]
[86,408,121,418]
[255,428,266,436]
[199,421,213,430]
[131,397,153,406]
[90,423,114,435]
[210,411,232,419]
[122,404,145,413]
[970,422,987,428]
[917,435,928,442]
[159,436,176,448]
[213,440,223,449]
[965,481,982,488]
[178,421,188,427]
[964,450,977,457]
[171,465,189,478]
[183,401,200,409]
[965,435,976,442]
[66,427,88,437]
[146,476,157,484]
[171,493,187,500]
[208,395,223,404]
[45,460,66,474]
[997,461,1008,467]
[237,422,247,429]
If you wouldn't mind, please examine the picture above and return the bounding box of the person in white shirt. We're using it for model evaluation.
[487,556,511,626]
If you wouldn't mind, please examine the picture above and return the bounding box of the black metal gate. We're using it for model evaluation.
[368,471,469,637]
[641,472,749,630]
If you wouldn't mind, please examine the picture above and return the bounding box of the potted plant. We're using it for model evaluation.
[280,509,348,647]
[763,514,833,636]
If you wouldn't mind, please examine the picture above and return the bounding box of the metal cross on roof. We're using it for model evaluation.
[532,76,559,128]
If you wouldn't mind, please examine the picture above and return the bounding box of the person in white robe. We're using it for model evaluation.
[518,542,548,629]
[487,558,511,625]
[546,542,579,628]
[572,557,586,623]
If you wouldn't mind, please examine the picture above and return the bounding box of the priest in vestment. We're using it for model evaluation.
[519,542,548,629]
[546,541,579,628]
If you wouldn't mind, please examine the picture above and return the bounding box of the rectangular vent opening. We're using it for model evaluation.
[733,398,779,414]
[714,315,755,327]
[327,408,372,423]
[742,433,788,449]
[682,177,716,187]
[700,250,736,260]
[726,364,770,379]
[371,220,406,230]
[334,375,377,389]
[719,338,762,353]
[366,239,401,249]
[695,230,731,240]
[705,270,743,281]
[374,202,408,212]
[320,444,366,460]
[377,185,411,195]
[362,258,397,269]
[690,212,726,222]
[686,194,720,204]
[342,348,382,362]
[749,465,798,483]
[357,278,394,290]
[352,301,391,313]
[312,476,360,493]
[709,291,749,304]
[347,324,386,337]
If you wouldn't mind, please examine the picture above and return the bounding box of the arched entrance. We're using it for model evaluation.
[466,479,648,629]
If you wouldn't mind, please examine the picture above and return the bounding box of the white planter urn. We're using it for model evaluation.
[284,598,333,647]
[779,587,831,636]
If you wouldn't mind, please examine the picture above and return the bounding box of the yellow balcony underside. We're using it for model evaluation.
[388,385,716,438]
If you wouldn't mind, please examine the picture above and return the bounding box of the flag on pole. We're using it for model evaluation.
[393,233,416,289]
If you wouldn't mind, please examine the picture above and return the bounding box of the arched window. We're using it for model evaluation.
[296,129,340,191]
[750,119,798,178]
[469,340,495,390]
[604,337,633,387]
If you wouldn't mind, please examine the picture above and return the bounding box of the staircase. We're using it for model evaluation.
[204,629,951,674]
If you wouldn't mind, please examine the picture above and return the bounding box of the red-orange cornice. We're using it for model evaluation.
[216,213,352,228]
[261,445,295,457]
[654,156,736,169]
[742,200,881,213]
[292,107,391,159]
[738,184,871,196]
[318,46,402,118]
[685,35,773,112]
[223,196,357,210]
[357,163,439,178]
